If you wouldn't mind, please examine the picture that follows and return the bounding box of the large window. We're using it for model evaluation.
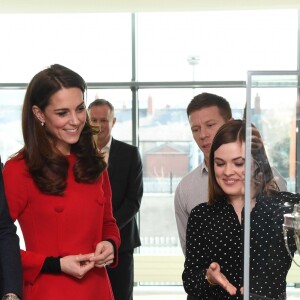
[0,90,24,162]
[86,89,133,142]
[137,10,298,81]
[0,13,132,83]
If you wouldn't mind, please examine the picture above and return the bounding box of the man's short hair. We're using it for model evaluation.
[88,99,115,114]
[187,92,232,121]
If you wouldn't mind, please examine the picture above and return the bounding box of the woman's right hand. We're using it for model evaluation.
[60,254,95,279]
[206,262,237,296]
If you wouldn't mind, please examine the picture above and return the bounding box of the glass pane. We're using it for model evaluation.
[246,72,300,299]
[248,73,299,195]
[137,10,298,81]
[0,90,24,163]
[0,13,131,83]
[138,87,246,256]
[0,88,133,163]
[86,88,133,142]
[138,88,191,255]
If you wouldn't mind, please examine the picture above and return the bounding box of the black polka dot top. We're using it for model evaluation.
[182,192,299,300]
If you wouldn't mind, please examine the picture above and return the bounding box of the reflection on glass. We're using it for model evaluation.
[250,86,297,193]
[247,72,300,299]
[284,203,300,266]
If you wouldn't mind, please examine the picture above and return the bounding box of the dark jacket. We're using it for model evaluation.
[0,157,22,298]
[108,138,143,252]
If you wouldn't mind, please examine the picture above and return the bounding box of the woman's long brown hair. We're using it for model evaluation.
[16,64,106,195]
[208,119,278,205]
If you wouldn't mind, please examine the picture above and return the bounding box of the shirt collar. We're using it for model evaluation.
[200,160,209,175]
[101,136,112,153]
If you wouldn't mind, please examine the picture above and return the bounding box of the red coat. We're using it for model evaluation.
[3,154,120,300]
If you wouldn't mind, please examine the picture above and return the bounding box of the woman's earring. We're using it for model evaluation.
[41,122,45,127]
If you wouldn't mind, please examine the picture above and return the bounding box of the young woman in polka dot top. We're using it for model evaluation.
[183,119,298,300]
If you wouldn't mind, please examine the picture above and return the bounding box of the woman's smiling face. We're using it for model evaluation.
[214,141,246,201]
[33,87,86,155]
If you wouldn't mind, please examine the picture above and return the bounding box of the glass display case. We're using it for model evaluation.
[244,71,300,299]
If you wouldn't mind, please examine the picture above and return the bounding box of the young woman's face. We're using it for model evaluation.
[33,87,86,155]
[214,141,246,200]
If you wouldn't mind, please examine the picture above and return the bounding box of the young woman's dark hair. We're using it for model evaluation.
[17,64,106,195]
[208,119,278,205]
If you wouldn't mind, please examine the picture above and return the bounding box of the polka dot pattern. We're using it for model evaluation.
[182,192,299,300]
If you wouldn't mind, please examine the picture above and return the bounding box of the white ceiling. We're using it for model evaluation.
[0,0,300,13]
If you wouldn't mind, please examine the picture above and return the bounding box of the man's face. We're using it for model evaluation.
[188,106,228,162]
[88,104,116,148]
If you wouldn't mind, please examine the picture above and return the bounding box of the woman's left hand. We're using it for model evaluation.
[206,262,237,296]
[89,241,115,268]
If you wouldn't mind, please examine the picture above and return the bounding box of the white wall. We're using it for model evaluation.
[0,0,300,13]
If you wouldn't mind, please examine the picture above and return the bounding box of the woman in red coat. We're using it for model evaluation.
[3,64,121,299]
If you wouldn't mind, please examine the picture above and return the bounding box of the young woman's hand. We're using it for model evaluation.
[89,241,114,268]
[206,262,237,296]
[60,254,95,279]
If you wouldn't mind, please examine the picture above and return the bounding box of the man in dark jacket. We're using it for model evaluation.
[88,99,143,300]
[0,156,22,300]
